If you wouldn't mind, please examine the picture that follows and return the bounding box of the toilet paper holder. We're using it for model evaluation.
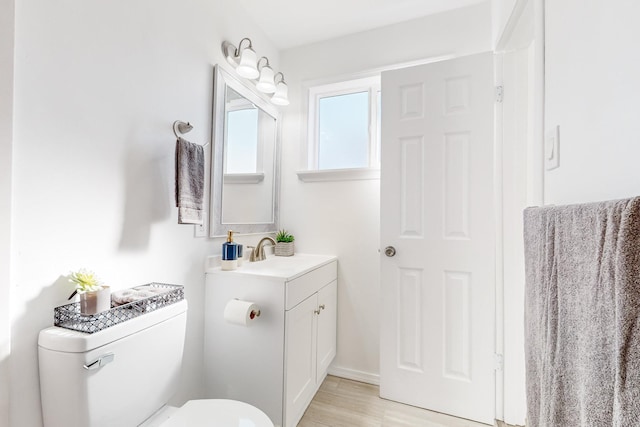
[224,299,262,326]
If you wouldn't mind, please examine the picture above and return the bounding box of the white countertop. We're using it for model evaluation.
[205,253,337,281]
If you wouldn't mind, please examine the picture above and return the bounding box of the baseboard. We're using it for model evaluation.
[327,365,380,385]
[496,420,525,427]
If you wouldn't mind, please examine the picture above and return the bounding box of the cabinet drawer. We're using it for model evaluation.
[285,261,337,310]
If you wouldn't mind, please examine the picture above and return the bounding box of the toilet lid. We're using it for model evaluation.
[159,399,274,427]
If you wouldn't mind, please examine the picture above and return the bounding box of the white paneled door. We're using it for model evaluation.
[380,52,495,425]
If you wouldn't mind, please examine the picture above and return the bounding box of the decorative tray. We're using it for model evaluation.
[53,283,184,334]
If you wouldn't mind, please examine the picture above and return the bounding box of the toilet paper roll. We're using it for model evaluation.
[224,299,261,326]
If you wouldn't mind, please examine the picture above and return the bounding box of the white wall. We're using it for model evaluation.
[496,0,640,421]
[0,0,15,425]
[545,0,640,204]
[492,0,518,46]
[280,2,492,383]
[10,1,278,426]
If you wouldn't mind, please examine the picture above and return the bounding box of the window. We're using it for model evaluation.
[301,76,381,181]
[225,108,258,174]
[222,84,277,185]
[224,85,261,174]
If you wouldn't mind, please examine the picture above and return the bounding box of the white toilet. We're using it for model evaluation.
[38,300,273,427]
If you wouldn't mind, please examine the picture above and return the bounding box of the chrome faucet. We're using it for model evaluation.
[248,237,276,262]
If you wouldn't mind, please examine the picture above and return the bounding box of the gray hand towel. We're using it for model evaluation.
[175,137,205,225]
[523,197,640,427]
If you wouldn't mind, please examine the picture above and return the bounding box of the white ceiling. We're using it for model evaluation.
[238,0,486,50]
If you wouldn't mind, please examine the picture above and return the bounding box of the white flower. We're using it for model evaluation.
[69,269,103,293]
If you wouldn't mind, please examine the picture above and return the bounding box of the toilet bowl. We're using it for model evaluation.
[146,400,272,427]
[38,299,274,427]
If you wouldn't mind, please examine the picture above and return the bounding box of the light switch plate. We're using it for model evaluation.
[545,125,560,170]
[195,212,208,237]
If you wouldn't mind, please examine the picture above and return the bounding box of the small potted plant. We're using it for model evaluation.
[275,229,295,257]
[69,269,111,315]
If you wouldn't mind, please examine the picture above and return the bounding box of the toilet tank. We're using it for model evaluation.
[38,300,188,427]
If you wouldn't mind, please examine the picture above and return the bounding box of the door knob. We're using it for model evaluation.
[384,246,396,257]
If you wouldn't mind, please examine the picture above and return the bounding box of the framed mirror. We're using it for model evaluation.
[210,65,280,237]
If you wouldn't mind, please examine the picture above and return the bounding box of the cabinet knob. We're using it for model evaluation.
[384,246,396,257]
[319,304,325,310]
[314,309,321,315]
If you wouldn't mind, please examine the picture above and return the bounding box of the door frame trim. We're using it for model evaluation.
[493,0,545,424]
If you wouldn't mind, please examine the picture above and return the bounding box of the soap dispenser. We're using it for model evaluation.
[221,230,238,271]
[237,243,244,266]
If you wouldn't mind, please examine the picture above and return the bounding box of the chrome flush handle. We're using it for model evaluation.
[83,353,115,370]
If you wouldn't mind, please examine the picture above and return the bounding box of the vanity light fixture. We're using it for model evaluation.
[270,72,290,106]
[223,38,259,79]
[221,38,289,107]
[256,57,276,94]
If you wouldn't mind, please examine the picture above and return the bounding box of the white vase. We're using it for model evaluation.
[79,287,111,315]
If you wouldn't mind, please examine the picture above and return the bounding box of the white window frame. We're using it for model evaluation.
[298,75,381,182]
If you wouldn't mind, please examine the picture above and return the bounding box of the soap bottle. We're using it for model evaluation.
[221,230,238,271]
[237,243,244,266]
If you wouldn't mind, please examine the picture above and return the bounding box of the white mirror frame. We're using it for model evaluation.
[210,65,281,237]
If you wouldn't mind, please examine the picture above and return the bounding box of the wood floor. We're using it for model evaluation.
[298,376,492,427]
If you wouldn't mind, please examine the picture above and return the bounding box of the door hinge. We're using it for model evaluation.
[494,353,504,371]
[495,85,504,103]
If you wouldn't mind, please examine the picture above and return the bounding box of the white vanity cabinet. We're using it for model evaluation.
[204,254,337,427]
[284,277,337,427]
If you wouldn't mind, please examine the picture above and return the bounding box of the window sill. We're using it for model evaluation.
[296,168,380,183]
[223,173,265,184]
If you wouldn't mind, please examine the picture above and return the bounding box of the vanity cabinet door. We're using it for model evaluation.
[316,280,337,382]
[284,294,318,427]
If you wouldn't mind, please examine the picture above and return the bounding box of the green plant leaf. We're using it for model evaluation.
[276,229,295,242]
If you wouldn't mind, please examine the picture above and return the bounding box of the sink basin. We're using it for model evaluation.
[206,253,336,280]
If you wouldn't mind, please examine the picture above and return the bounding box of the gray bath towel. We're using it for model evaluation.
[175,137,204,225]
[523,197,640,427]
